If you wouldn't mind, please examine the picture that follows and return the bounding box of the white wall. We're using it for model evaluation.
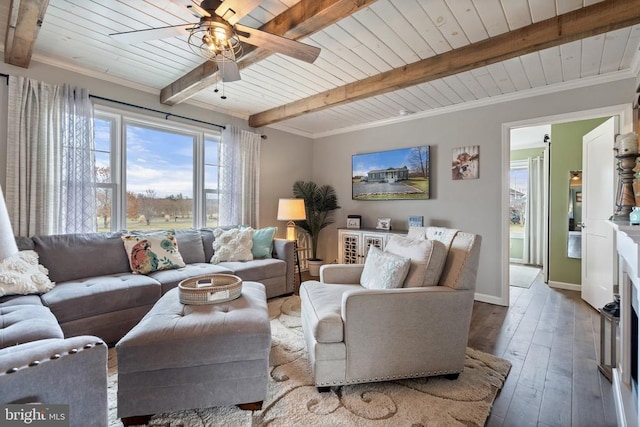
[0,60,314,234]
[312,77,636,303]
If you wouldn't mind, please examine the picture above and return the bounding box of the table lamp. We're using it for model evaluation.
[277,198,306,241]
[0,185,18,261]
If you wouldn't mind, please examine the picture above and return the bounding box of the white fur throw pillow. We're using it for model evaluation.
[211,228,254,264]
[0,250,55,297]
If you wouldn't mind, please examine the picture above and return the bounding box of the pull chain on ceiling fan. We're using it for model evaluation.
[109,0,321,95]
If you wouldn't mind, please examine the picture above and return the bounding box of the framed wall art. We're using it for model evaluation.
[452,145,480,180]
[352,145,430,200]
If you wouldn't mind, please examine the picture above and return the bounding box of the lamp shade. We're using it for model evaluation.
[277,199,306,221]
[0,185,18,261]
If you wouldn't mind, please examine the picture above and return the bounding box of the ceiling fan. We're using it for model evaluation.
[109,0,321,83]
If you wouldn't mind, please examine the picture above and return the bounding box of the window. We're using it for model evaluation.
[509,160,528,234]
[94,106,222,231]
[94,115,116,232]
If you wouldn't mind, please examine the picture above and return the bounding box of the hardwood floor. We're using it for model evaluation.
[469,275,618,426]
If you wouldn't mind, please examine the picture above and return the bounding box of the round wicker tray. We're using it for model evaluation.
[178,274,242,305]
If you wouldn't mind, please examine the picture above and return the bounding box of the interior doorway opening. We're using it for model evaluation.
[501,104,633,307]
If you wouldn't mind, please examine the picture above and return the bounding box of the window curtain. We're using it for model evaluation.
[524,155,544,265]
[6,76,96,236]
[218,125,261,227]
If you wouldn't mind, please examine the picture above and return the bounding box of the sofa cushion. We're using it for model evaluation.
[0,301,63,348]
[300,282,360,343]
[173,229,206,264]
[149,263,233,294]
[384,235,448,287]
[360,246,410,289]
[249,227,277,259]
[0,250,54,297]
[33,232,130,283]
[211,228,254,264]
[218,258,285,282]
[40,273,161,324]
[122,231,187,275]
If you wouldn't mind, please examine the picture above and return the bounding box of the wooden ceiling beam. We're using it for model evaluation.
[249,0,640,128]
[4,0,50,68]
[160,0,377,106]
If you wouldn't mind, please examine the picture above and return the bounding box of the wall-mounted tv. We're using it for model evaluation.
[352,145,430,201]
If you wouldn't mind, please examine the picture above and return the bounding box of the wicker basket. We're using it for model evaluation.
[178,274,242,305]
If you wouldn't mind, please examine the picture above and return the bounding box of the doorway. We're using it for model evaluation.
[500,104,633,306]
[508,125,548,289]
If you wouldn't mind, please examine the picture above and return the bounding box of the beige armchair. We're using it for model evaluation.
[299,228,481,390]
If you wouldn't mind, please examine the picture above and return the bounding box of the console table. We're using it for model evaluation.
[337,228,406,264]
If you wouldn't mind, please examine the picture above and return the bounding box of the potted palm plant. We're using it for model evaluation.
[293,180,340,276]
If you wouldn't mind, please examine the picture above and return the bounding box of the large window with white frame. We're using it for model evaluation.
[94,106,222,232]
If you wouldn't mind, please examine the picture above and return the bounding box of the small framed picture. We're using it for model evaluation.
[347,217,361,229]
[408,215,424,228]
[376,217,391,231]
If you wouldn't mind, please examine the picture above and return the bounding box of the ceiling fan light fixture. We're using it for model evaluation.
[187,18,242,62]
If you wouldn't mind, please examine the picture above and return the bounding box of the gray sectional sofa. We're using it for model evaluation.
[0,227,294,427]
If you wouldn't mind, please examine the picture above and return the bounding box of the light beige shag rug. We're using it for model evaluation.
[108,295,511,426]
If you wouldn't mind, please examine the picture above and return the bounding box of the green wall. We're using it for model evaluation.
[549,117,609,285]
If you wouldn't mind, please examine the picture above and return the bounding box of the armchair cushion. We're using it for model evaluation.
[300,281,360,343]
[384,235,447,287]
[360,246,410,289]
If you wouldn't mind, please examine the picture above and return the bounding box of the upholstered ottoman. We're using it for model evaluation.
[115,281,271,425]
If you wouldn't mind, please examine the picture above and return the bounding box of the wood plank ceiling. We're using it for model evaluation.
[2,0,640,137]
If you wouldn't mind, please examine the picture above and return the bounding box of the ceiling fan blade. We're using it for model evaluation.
[110,24,194,44]
[235,24,321,64]
[187,3,211,18]
[215,0,263,26]
[216,59,241,82]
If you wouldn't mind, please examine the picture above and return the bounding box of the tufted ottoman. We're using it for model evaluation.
[115,281,271,426]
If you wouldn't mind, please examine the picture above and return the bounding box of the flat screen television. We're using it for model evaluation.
[352,145,430,200]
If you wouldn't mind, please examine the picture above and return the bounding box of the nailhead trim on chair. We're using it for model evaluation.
[316,369,464,386]
[1,341,105,376]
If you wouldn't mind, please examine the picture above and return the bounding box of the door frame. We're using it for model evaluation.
[500,103,633,306]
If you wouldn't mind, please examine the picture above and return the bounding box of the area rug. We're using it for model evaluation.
[510,264,541,288]
[108,295,511,426]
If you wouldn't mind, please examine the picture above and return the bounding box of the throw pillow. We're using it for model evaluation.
[0,250,55,297]
[250,226,277,259]
[360,246,411,290]
[211,227,254,264]
[384,235,448,287]
[122,231,186,275]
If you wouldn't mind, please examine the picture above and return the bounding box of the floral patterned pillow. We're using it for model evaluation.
[0,250,55,297]
[360,246,411,290]
[122,231,186,275]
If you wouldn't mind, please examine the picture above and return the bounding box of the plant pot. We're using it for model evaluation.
[308,259,324,277]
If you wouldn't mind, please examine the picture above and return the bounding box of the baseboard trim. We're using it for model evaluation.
[474,292,508,306]
[547,281,581,291]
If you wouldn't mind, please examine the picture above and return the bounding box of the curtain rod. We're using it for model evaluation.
[0,74,266,139]
[90,95,267,140]
[89,94,226,130]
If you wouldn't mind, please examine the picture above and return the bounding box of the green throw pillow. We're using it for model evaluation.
[251,227,277,259]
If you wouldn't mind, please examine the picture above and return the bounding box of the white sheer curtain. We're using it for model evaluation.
[524,155,544,265]
[6,76,96,236]
[218,125,261,227]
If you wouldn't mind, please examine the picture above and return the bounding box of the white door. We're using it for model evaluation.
[581,117,617,310]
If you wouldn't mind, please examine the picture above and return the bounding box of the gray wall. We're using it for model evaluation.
[0,60,314,238]
[311,78,636,303]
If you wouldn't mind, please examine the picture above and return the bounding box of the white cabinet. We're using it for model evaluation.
[338,228,406,264]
